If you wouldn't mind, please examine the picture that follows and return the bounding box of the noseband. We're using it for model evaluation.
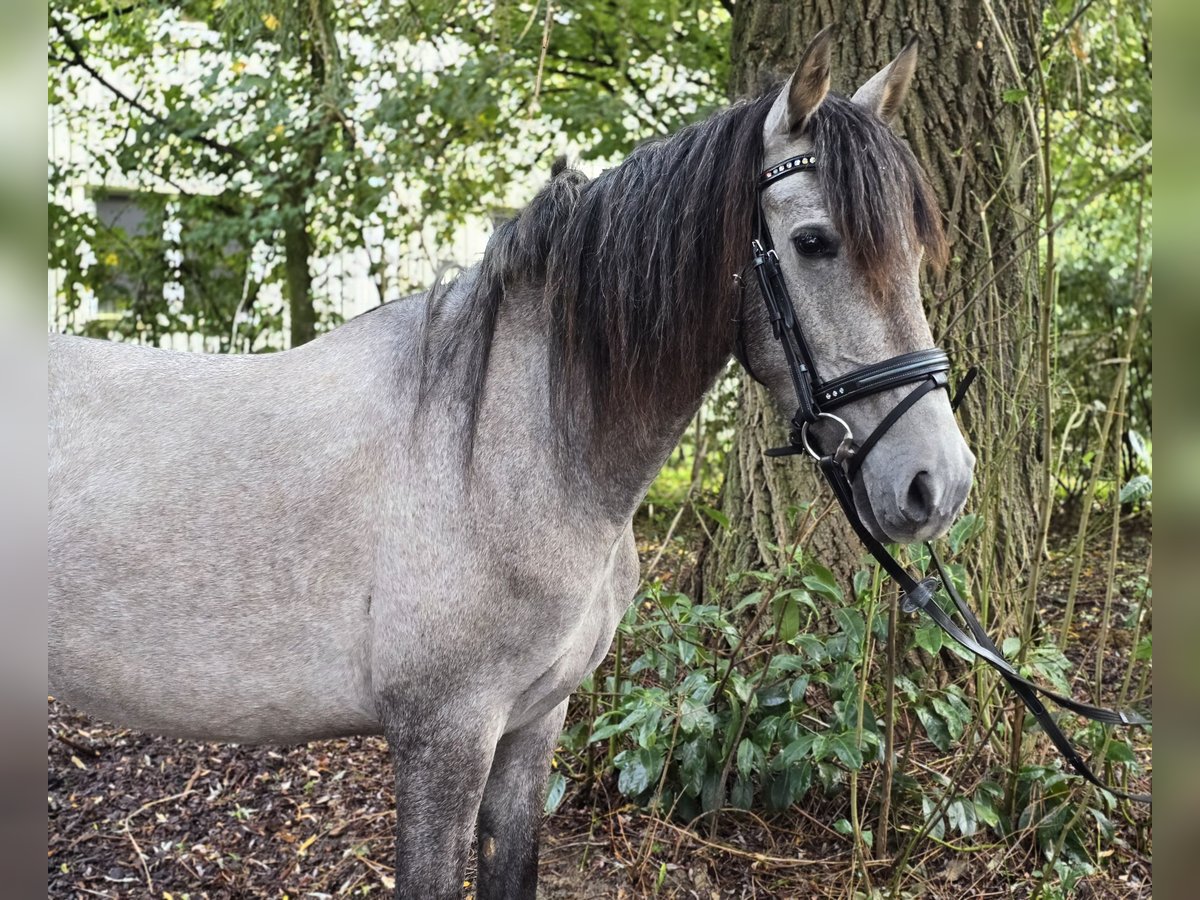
[739,153,1150,804]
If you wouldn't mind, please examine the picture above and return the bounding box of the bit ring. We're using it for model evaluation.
[800,412,854,462]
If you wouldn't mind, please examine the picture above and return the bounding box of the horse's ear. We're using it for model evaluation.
[766,26,833,137]
[851,37,919,124]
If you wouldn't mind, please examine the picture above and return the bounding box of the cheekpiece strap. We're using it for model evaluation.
[759,154,818,190]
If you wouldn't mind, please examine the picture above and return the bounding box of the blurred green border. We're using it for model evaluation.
[1147,0,1186,893]
[0,3,51,897]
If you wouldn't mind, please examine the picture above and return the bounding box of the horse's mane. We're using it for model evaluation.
[419,86,945,461]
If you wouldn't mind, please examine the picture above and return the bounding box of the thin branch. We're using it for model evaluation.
[51,19,246,162]
[529,0,555,110]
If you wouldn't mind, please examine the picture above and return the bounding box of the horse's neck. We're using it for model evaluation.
[468,282,707,526]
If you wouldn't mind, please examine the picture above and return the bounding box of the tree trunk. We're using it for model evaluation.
[283,189,317,349]
[703,0,1043,614]
[283,4,340,350]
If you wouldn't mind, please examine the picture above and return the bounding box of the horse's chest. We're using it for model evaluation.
[503,528,638,732]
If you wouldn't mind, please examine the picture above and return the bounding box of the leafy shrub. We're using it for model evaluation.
[557,525,1143,867]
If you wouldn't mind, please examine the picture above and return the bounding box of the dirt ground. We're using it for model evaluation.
[47,518,1152,899]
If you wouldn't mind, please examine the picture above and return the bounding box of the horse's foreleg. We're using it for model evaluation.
[384,707,499,900]
[475,700,569,900]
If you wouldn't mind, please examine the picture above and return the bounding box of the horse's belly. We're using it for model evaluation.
[48,626,381,744]
[48,572,380,743]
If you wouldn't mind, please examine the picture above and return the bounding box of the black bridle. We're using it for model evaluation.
[741,153,1150,805]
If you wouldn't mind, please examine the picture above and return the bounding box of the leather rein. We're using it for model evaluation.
[739,152,1150,805]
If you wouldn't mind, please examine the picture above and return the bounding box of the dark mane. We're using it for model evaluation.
[809,93,947,296]
[420,85,945,460]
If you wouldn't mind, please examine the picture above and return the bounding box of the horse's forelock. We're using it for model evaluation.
[810,94,948,299]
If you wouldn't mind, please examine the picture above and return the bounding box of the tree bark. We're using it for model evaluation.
[704,0,1043,613]
[283,187,317,348]
[282,0,342,349]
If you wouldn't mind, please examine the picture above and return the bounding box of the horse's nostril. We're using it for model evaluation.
[903,470,934,524]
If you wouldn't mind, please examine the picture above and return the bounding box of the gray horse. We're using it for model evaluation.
[48,30,973,899]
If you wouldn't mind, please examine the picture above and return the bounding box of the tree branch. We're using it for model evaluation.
[50,19,247,162]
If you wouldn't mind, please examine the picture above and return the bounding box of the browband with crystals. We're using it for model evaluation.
[759,154,818,188]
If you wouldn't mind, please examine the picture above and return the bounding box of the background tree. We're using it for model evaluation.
[48,0,731,349]
[49,0,400,349]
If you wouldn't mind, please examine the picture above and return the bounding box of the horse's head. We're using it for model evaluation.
[741,28,974,544]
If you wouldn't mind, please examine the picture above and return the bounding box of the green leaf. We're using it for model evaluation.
[1105,740,1137,764]
[1127,429,1150,465]
[701,771,723,813]
[765,761,811,811]
[932,695,967,741]
[947,797,977,837]
[730,774,754,810]
[779,587,819,616]
[794,633,828,663]
[826,732,864,770]
[617,748,662,797]
[680,698,716,737]
[729,671,753,704]
[914,622,943,657]
[948,513,981,554]
[617,756,650,796]
[779,732,821,766]
[915,706,951,752]
[922,796,946,841]
[680,739,707,797]
[736,738,759,779]
[732,590,764,613]
[853,568,873,601]
[753,716,781,747]
[756,681,791,708]
[1119,474,1152,504]
[817,760,842,792]
[544,771,567,814]
[834,607,866,648]
[789,675,810,705]
[803,566,843,602]
[766,654,808,676]
[588,722,624,743]
[1134,633,1152,661]
[828,661,856,698]
[1002,88,1028,103]
[697,504,730,529]
[974,794,1001,829]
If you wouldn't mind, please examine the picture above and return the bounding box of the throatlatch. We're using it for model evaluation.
[742,152,1150,804]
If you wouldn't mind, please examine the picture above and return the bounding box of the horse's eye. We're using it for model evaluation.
[793,231,833,258]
